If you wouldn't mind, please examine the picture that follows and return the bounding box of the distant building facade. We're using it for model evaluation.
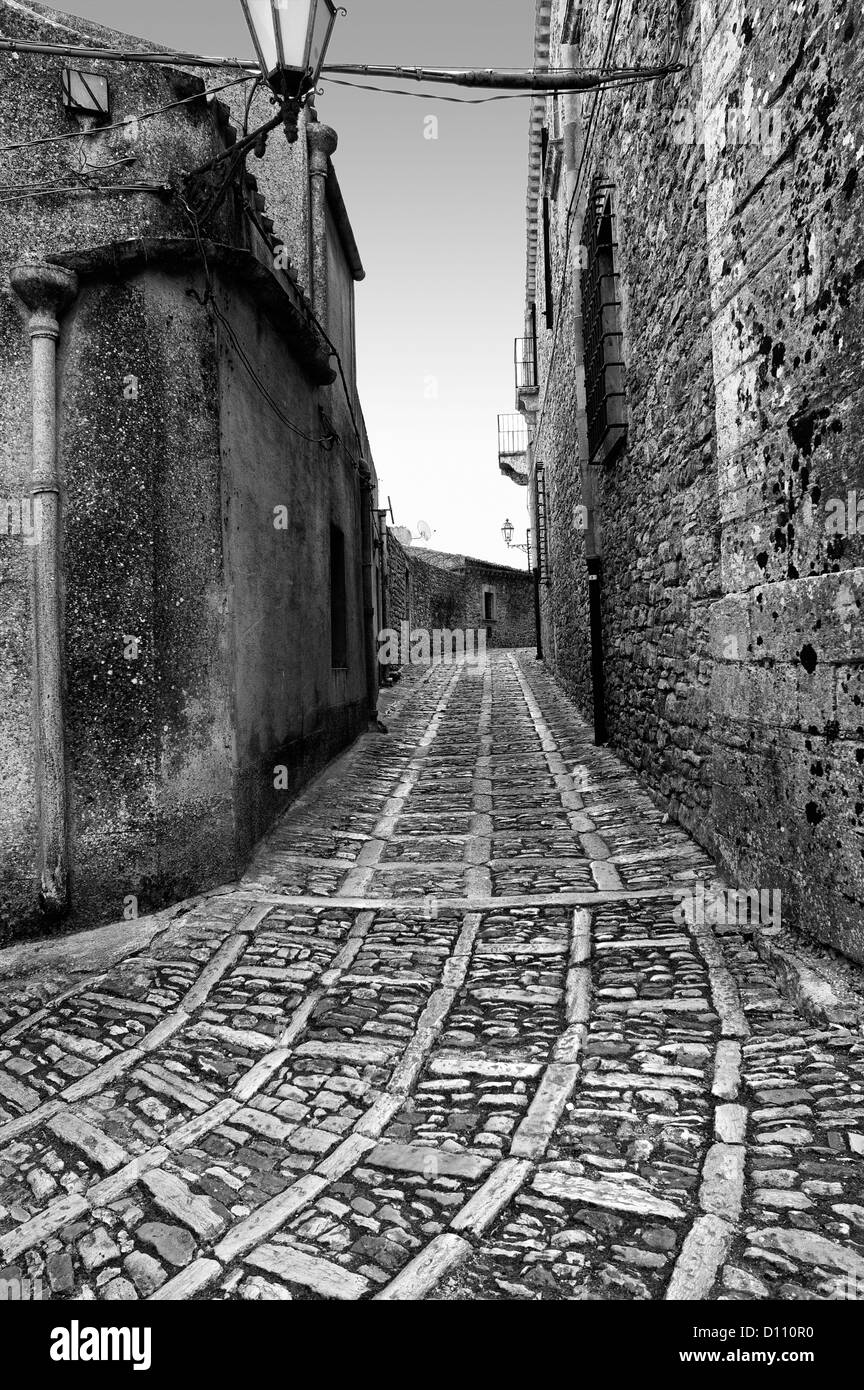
[502,0,864,961]
[0,1,384,940]
[383,534,536,659]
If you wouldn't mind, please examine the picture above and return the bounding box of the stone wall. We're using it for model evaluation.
[702,0,864,960]
[383,536,536,659]
[520,0,864,961]
[531,0,718,836]
[464,558,537,649]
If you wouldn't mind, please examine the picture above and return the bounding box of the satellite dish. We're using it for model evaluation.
[392,526,413,547]
[417,520,433,541]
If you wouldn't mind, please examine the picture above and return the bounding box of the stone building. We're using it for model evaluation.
[502,0,864,960]
[0,0,383,940]
[383,533,537,658]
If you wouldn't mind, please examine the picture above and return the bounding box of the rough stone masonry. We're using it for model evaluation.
[512,0,864,962]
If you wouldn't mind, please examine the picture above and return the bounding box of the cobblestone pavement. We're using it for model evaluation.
[1,651,863,1302]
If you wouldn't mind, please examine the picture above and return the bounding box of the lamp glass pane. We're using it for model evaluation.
[243,0,279,73]
[308,0,337,78]
[274,0,313,70]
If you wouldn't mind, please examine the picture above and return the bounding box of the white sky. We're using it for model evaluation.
[47,0,535,566]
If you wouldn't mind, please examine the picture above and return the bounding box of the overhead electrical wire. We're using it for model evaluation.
[179,194,337,450]
[0,71,254,157]
[0,36,256,69]
[0,181,169,206]
[0,33,682,86]
[209,297,338,447]
[235,201,367,470]
[323,70,676,104]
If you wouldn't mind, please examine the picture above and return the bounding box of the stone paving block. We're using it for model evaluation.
[47,1110,129,1173]
[140,1171,229,1240]
[532,1171,687,1220]
[365,1143,494,1180]
[246,1243,370,1299]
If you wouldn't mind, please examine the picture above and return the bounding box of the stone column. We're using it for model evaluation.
[306,121,338,327]
[10,261,78,915]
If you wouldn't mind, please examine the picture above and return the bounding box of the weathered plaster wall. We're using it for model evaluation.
[0,288,38,936]
[325,200,357,387]
[218,274,367,859]
[222,87,313,293]
[58,270,236,928]
[0,0,377,939]
[0,0,221,936]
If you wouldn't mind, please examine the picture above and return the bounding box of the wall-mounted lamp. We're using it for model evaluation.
[502,519,532,565]
[240,0,340,143]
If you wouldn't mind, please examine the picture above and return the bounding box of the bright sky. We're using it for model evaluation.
[48,0,535,566]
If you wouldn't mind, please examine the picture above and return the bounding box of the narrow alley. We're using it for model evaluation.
[1,651,862,1304]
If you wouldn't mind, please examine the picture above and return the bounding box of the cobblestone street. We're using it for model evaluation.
[1,651,862,1303]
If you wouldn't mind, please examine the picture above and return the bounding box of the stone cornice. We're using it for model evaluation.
[46,237,337,386]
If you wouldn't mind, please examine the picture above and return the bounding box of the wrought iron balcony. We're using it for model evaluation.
[498,413,529,485]
[515,337,538,394]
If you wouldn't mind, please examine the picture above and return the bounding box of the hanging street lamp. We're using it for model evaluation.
[240,0,340,142]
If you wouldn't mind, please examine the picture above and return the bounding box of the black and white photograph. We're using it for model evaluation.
[0,0,861,1366]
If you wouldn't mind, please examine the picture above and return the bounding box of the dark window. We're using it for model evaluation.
[330,523,348,668]
[581,180,628,463]
[542,195,554,329]
[484,590,496,622]
[530,302,539,380]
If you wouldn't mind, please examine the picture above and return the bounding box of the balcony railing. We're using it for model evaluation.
[498,413,529,484]
[498,413,529,457]
[514,337,538,394]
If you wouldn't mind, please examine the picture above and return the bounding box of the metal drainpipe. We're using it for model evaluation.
[527,439,543,662]
[587,556,608,745]
[533,563,544,662]
[358,465,379,724]
[377,509,390,636]
[10,261,78,915]
[306,119,338,324]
